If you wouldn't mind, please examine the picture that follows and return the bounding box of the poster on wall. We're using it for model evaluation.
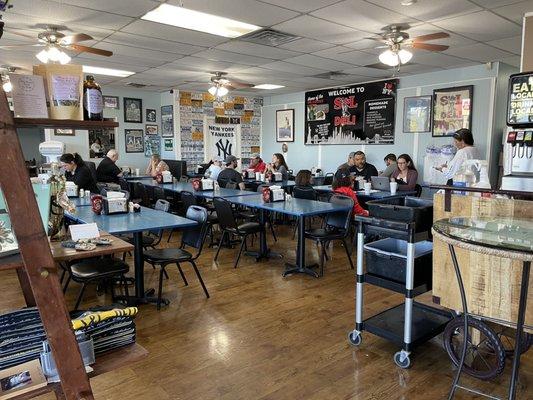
[305,79,397,145]
[203,123,241,162]
[125,129,144,153]
[507,72,533,126]
[144,136,161,157]
[403,96,432,133]
[88,127,116,158]
[161,105,174,137]
[276,109,294,142]
[164,139,173,151]
[432,85,473,137]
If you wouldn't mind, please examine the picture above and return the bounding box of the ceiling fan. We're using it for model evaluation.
[208,71,254,97]
[368,25,449,69]
[0,25,113,64]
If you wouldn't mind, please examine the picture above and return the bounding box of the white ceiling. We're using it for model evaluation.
[0,0,530,94]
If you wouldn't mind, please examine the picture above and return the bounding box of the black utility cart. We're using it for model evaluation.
[348,197,453,368]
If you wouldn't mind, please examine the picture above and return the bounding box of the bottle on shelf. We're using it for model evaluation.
[83,75,103,121]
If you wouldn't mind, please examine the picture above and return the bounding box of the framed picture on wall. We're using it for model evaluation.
[145,124,158,135]
[403,96,432,133]
[124,97,143,123]
[88,128,116,158]
[276,109,294,142]
[164,139,173,152]
[161,105,174,137]
[103,96,119,109]
[54,129,75,136]
[146,108,156,122]
[144,136,161,157]
[432,85,473,137]
[125,129,144,153]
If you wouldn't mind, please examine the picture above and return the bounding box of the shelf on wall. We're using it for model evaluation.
[14,118,119,129]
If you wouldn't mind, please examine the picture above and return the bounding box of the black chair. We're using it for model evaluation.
[235,184,277,243]
[292,186,318,239]
[415,184,423,197]
[304,194,354,277]
[133,182,148,206]
[225,181,238,189]
[153,186,166,206]
[64,258,130,311]
[86,161,97,183]
[213,197,264,269]
[143,205,210,309]
[323,173,334,186]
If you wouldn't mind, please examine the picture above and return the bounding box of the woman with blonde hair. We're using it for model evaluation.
[146,154,169,177]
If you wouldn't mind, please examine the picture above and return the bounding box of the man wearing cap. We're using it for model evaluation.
[337,151,356,171]
[249,153,266,173]
[217,155,245,190]
[204,156,223,181]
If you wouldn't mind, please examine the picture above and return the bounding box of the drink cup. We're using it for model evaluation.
[364,182,372,195]
[135,168,140,176]
[260,173,265,182]
[255,172,261,181]
[390,182,398,195]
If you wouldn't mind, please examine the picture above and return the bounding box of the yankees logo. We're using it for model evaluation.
[216,138,233,158]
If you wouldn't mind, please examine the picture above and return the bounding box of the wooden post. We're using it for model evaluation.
[0,90,94,399]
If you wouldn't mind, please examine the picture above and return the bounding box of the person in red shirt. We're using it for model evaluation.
[249,153,266,173]
[332,169,368,217]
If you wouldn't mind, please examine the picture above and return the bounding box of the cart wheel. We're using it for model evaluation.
[495,328,533,356]
[348,330,362,346]
[394,351,411,369]
[443,316,506,381]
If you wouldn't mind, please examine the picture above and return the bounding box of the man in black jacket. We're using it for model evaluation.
[351,151,378,181]
[96,149,123,183]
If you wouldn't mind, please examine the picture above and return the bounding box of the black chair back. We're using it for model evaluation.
[225,181,238,189]
[164,159,187,178]
[154,187,166,202]
[326,194,354,232]
[134,182,147,205]
[119,179,130,191]
[180,191,197,215]
[154,199,170,212]
[181,206,209,253]
[85,161,97,182]
[213,197,239,231]
[415,184,422,197]
[323,173,334,186]
[293,186,317,200]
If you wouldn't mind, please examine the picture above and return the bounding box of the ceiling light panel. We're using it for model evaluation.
[253,84,285,89]
[82,65,135,77]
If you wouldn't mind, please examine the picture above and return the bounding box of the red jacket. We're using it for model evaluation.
[333,187,369,217]
[251,160,267,173]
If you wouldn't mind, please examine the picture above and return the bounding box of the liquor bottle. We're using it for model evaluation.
[83,75,103,121]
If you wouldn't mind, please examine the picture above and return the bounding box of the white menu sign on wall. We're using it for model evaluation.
[10,74,48,118]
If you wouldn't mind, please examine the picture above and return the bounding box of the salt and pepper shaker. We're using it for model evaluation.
[79,188,85,198]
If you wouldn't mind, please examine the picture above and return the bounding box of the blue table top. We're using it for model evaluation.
[243,179,296,188]
[130,180,258,199]
[124,175,152,180]
[71,197,93,207]
[226,195,352,217]
[313,185,417,198]
[65,206,196,234]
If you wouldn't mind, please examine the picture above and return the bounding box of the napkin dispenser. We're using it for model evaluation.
[65,181,78,197]
[162,170,173,183]
[102,192,128,214]
[192,178,214,191]
[262,186,285,202]
[272,172,283,182]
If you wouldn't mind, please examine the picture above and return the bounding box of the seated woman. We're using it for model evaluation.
[266,153,289,180]
[60,153,98,193]
[391,154,418,191]
[332,169,368,217]
[294,169,313,188]
[146,154,169,177]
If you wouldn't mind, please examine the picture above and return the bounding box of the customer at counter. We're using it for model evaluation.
[60,153,98,193]
[435,128,479,185]
[218,155,245,190]
[146,154,169,177]
[249,153,267,173]
[391,154,418,191]
[96,149,123,184]
[379,154,397,178]
[332,169,368,217]
[204,156,223,180]
[352,151,378,181]
[266,153,289,180]
[337,151,356,171]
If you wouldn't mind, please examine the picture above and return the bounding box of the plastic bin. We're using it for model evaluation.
[366,197,433,232]
[364,238,433,287]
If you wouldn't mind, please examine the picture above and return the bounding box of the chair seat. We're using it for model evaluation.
[123,234,156,247]
[304,228,346,240]
[231,221,263,235]
[144,248,193,263]
[71,258,129,280]
[237,210,257,220]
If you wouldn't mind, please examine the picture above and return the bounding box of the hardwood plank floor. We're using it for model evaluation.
[1,226,530,399]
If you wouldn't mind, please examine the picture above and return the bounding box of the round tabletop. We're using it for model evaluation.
[432,217,533,262]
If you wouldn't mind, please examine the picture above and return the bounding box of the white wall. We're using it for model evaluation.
[262,63,517,187]
[17,128,44,163]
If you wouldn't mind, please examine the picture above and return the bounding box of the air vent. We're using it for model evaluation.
[241,28,300,46]
[125,82,147,88]
[313,71,351,79]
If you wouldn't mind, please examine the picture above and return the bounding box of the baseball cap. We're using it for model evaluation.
[251,153,261,159]
[224,155,238,164]
[213,155,224,162]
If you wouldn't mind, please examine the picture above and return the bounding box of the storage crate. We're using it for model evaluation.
[364,238,433,287]
[367,197,433,232]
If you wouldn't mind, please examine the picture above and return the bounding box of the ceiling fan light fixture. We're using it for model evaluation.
[208,85,228,97]
[36,49,50,64]
[398,49,413,64]
[378,48,412,66]
[35,46,71,64]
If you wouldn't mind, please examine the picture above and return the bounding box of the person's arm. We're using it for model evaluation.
[399,170,418,191]
[442,150,465,180]
[379,164,394,178]
[238,182,246,190]
[352,192,368,216]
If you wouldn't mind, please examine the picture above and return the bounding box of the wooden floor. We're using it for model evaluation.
[1,226,531,399]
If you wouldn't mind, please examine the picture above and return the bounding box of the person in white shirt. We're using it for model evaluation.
[435,128,479,184]
[204,156,223,181]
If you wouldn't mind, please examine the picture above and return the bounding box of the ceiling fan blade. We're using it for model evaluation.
[412,42,449,51]
[4,30,37,40]
[374,45,389,49]
[411,32,450,42]
[68,44,113,57]
[364,36,386,42]
[228,80,254,89]
[60,33,94,45]
[0,44,43,49]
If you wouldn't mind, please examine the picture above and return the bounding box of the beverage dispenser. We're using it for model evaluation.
[501,71,533,191]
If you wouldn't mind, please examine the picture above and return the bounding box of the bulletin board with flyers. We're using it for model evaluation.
[305,79,398,145]
[178,91,262,171]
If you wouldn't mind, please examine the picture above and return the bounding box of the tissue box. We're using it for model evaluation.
[272,172,283,182]
[192,178,214,191]
[65,181,78,197]
[162,171,173,183]
[262,186,285,202]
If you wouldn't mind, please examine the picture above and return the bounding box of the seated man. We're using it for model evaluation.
[249,153,267,173]
[204,156,223,180]
[217,155,245,190]
[96,149,123,183]
[352,151,378,181]
[337,151,356,171]
[379,153,397,178]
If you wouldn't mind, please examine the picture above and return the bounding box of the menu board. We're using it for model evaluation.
[305,79,397,145]
[508,71,533,126]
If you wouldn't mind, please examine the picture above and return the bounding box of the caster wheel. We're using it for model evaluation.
[394,351,411,369]
[348,331,362,346]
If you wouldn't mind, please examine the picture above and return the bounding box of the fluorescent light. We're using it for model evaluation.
[208,85,228,97]
[253,84,285,90]
[82,66,135,78]
[141,4,260,38]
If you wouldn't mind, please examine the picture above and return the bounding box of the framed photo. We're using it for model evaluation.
[88,127,116,158]
[0,359,46,398]
[146,108,157,122]
[403,96,432,133]
[164,138,173,151]
[276,109,294,142]
[54,128,75,136]
[144,136,161,157]
[432,85,473,137]
[145,124,158,136]
[124,97,143,123]
[103,95,119,109]
[124,129,144,153]
[161,105,174,137]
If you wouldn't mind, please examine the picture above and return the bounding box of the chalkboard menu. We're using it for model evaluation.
[305,79,398,145]
[508,71,533,127]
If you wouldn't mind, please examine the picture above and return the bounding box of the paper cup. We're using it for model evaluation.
[259,173,265,182]
[390,182,398,195]
[364,182,372,195]
[135,168,140,176]
[255,172,261,181]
